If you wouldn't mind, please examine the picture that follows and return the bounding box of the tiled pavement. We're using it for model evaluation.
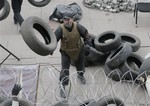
[1,0,150,105]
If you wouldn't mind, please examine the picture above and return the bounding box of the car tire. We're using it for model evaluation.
[105,43,132,69]
[104,64,123,81]
[119,53,144,81]
[20,16,57,56]
[94,31,122,52]
[86,46,108,64]
[0,0,10,21]
[97,95,125,106]
[119,33,141,52]
[28,0,51,7]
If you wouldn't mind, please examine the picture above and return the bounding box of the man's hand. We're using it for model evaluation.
[12,84,22,96]
[84,37,95,47]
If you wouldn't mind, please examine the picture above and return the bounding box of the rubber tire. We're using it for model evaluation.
[119,33,141,52]
[138,56,150,82]
[20,16,57,56]
[104,64,123,81]
[28,0,51,7]
[0,99,32,106]
[94,31,122,52]
[105,43,132,69]
[119,53,144,81]
[86,46,108,64]
[0,0,10,21]
[97,95,125,106]
[86,34,108,64]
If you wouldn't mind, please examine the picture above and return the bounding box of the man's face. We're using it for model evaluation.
[63,18,73,28]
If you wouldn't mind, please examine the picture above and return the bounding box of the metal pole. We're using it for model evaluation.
[0,44,20,61]
[0,54,11,65]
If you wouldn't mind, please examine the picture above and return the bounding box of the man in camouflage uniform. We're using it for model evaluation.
[54,14,92,98]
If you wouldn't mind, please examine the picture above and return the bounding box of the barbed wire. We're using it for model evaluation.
[0,65,150,106]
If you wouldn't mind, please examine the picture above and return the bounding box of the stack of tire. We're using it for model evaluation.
[94,30,144,82]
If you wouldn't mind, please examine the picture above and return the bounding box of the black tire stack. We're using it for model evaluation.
[94,30,147,84]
